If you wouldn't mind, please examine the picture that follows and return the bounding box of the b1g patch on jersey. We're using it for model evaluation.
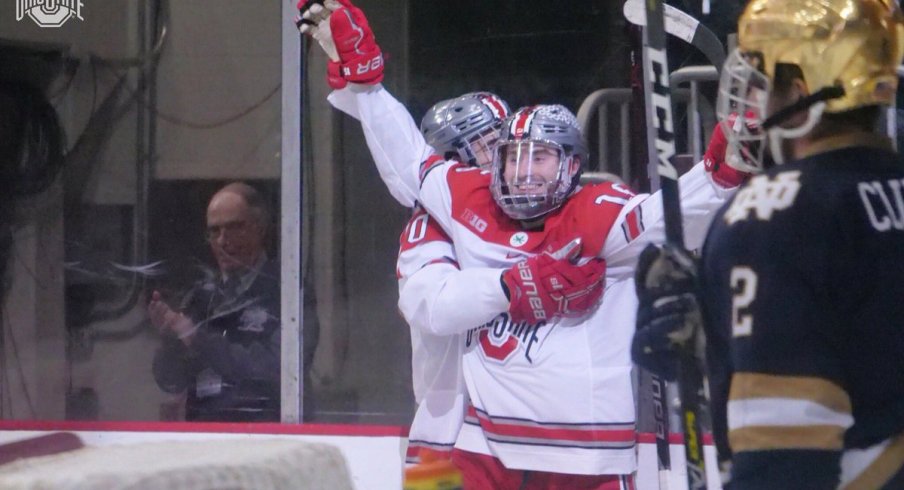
[724,171,802,225]
[460,208,489,233]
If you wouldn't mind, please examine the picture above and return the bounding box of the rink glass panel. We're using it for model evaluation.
[0,0,697,425]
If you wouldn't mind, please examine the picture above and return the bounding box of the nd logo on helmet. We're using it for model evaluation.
[16,0,84,28]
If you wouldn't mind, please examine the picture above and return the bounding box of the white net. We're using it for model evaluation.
[0,439,353,490]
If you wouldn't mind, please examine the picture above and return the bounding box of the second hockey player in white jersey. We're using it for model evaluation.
[399,92,513,465]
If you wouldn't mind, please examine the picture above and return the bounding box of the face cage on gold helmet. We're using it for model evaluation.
[738,0,904,114]
[716,0,904,170]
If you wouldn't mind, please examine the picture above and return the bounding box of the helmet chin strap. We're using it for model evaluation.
[761,84,845,165]
[767,102,826,165]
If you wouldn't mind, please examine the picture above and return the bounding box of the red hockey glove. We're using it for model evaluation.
[329,3,383,88]
[295,0,383,89]
[296,0,383,89]
[501,239,607,324]
[703,117,753,188]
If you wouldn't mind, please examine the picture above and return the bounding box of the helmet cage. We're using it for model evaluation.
[716,49,771,173]
[453,122,504,169]
[490,140,574,221]
[718,48,844,169]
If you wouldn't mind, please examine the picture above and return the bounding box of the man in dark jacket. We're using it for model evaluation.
[149,182,316,422]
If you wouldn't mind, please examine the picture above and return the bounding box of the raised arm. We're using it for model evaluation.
[297,0,431,208]
[329,86,431,208]
[603,123,750,278]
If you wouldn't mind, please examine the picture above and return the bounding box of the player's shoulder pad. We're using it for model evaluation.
[441,161,491,191]
[562,181,637,256]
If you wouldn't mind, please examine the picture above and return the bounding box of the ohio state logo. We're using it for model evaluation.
[468,314,544,364]
[17,0,84,28]
[478,330,519,363]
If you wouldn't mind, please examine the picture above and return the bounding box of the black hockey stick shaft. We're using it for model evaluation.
[630,18,672,489]
[642,0,708,489]
[689,21,725,74]
[638,6,675,489]
[677,351,709,489]
[650,370,672,488]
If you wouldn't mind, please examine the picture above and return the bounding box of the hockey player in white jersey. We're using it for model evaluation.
[296,2,595,476]
[397,206,463,465]
[296,2,527,468]
[296,1,748,487]
[399,92,517,465]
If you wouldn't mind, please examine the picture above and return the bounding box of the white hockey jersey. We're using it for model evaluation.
[329,84,735,475]
[397,207,467,464]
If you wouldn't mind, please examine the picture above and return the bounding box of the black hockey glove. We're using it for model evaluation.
[632,244,703,381]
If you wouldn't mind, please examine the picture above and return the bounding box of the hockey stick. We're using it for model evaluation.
[643,369,672,490]
[294,0,324,29]
[641,0,708,489]
[623,0,725,72]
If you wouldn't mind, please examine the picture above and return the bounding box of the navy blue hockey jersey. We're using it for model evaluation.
[700,137,904,489]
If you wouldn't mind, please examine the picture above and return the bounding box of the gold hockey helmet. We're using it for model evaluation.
[716,0,904,171]
[740,0,904,113]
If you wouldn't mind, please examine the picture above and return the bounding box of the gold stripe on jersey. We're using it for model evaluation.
[728,372,852,453]
[730,373,851,415]
[730,425,845,452]
[843,433,904,490]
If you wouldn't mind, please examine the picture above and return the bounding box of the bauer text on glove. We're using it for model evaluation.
[501,238,606,324]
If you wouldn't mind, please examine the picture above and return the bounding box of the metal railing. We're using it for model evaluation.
[577,65,719,184]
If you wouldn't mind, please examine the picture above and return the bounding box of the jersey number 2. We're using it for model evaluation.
[731,267,757,337]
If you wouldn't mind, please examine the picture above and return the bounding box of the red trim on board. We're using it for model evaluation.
[636,431,714,446]
[0,420,409,437]
[0,422,714,445]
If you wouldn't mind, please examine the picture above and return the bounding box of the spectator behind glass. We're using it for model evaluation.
[149,182,318,422]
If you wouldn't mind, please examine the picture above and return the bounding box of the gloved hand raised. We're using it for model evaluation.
[501,238,607,324]
[632,244,704,381]
[704,116,755,188]
[296,0,384,89]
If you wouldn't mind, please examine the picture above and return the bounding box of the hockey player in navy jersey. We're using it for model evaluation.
[295,1,747,488]
[632,0,904,488]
